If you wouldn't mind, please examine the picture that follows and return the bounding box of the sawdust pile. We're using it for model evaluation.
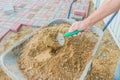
[17,23,98,80]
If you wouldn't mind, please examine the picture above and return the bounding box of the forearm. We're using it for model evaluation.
[84,0,120,26]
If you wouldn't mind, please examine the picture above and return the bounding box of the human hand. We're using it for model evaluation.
[69,20,92,36]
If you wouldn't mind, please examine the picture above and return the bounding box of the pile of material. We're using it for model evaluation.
[17,22,98,80]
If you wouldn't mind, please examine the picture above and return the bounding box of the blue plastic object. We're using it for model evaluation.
[102,11,119,31]
[67,0,77,19]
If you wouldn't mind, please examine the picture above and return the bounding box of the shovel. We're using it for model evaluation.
[57,29,84,46]
[56,29,84,46]
[56,0,77,46]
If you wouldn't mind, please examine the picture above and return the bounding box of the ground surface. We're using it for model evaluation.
[0,0,81,27]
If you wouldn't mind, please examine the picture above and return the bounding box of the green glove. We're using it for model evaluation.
[64,30,84,37]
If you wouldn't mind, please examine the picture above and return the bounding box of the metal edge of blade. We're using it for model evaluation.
[56,32,65,46]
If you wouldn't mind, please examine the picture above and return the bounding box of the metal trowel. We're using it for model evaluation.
[56,30,84,46]
[56,32,65,46]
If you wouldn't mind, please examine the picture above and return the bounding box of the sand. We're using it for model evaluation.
[0,69,11,80]
[17,23,98,80]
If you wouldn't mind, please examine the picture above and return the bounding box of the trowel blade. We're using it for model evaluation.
[57,32,65,46]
